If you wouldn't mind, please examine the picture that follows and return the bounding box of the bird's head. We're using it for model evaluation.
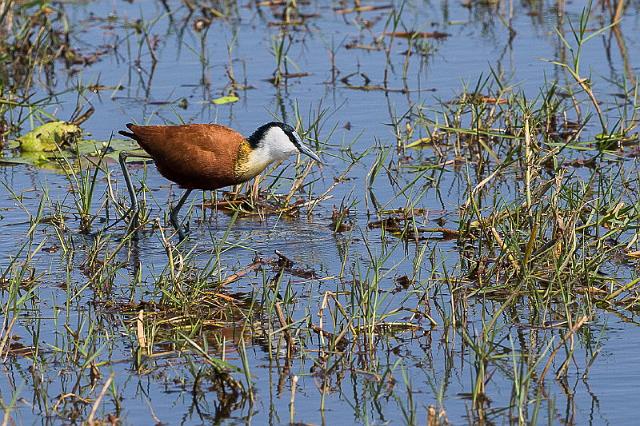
[248,122,322,163]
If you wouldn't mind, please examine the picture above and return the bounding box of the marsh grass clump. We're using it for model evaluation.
[0,2,103,131]
[407,65,640,313]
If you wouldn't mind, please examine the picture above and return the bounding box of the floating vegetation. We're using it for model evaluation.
[1,138,142,168]
[211,95,240,105]
[17,121,82,152]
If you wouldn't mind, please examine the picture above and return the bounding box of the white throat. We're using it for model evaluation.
[255,126,298,162]
[241,126,299,180]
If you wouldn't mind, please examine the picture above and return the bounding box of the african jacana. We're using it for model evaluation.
[118,121,321,238]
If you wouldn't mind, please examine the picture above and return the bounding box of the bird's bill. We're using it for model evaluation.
[298,143,322,163]
[292,130,322,163]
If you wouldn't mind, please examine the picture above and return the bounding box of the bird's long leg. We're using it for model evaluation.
[119,151,152,229]
[170,189,193,240]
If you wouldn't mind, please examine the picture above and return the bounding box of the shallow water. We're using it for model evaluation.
[2,0,640,424]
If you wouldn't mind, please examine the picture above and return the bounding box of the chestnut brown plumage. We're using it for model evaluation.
[118,122,321,239]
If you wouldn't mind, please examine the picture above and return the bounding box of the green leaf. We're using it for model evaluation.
[18,121,82,152]
[405,137,433,149]
[1,138,148,172]
[0,152,58,169]
[212,95,239,105]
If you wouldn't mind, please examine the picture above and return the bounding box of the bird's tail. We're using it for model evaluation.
[119,123,137,140]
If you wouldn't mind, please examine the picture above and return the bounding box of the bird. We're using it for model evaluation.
[118,121,322,239]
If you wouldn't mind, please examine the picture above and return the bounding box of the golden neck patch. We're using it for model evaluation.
[234,140,272,181]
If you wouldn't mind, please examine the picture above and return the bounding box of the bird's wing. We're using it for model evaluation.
[121,124,245,189]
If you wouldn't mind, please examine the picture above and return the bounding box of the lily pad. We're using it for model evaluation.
[0,151,67,172]
[18,121,82,152]
[1,138,148,172]
[80,139,148,161]
[0,152,50,167]
[212,95,239,105]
